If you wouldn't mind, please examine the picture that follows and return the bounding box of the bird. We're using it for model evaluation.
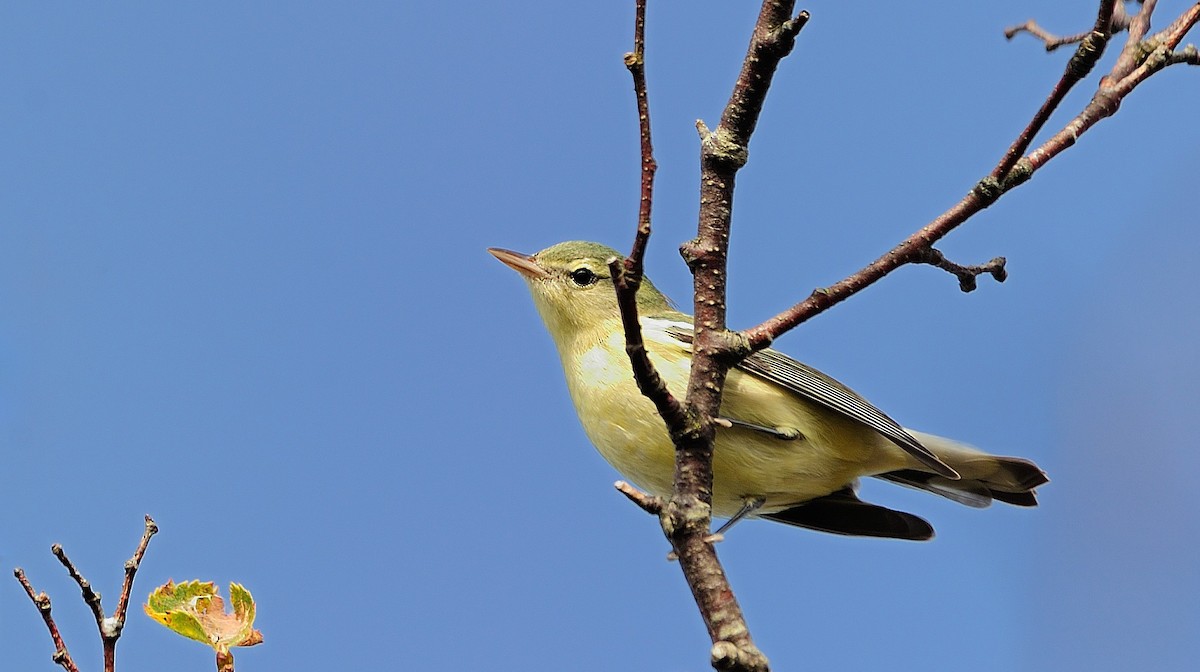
[489,240,1048,540]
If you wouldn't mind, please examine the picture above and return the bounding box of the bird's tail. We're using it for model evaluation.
[876,430,1049,508]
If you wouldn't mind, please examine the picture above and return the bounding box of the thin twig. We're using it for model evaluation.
[623,0,657,272]
[610,257,690,429]
[611,0,689,433]
[21,516,159,672]
[614,480,665,515]
[1004,0,1133,50]
[913,248,1007,293]
[1108,0,1159,82]
[992,0,1118,182]
[743,0,1200,352]
[53,543,107,630]
[1166,44,1200,65]
[1028,3,1200,172]
[610,2,1195,670]
[115,515,159,630]
[1004,21,1092,51]
[14,568,81,672]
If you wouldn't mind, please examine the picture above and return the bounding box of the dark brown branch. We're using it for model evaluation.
[992,0,1118,181]
[646,4,809,672]
[610,257,690,428]
[610,1,1193,670]
[20,516,159,672]
[743,0,1199,352]
[1027,3,1200,172]
[612,12,765,669]
[1005,22,1090,51]
[743,181,999,350]
[913,248,1007,293]
[14,568,81,672]
[1004,1,1132,50]
[610,0,689,436]
[623,0,658,276]
[114,515,159,632]
[52,542,107,632]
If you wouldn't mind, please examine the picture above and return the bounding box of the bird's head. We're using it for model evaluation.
[489,241,672,339]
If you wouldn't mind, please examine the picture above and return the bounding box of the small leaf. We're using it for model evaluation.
[145,579,264,652]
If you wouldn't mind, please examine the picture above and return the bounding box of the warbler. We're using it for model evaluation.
[490,241,1047,540]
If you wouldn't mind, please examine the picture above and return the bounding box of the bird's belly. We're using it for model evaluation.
[565,344,876,518]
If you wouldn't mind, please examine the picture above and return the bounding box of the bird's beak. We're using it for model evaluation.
[488,247,549,279]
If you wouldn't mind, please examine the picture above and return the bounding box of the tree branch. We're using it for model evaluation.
[16,516,159,672]
[993,0,1120,181]
[610,0,689,434]
[1004,1,1132,51]
[743,0,1199,352]
[608,1,1196,669]
[14,568,81,672]
[612,3,809,671]
[658,4,810,672]
[913,248,1007,293]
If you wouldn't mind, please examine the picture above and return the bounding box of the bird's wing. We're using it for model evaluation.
[760,487,934,540]
[662,324,958,479]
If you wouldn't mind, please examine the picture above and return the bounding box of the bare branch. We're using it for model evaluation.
[913,248,1007,293]
[21,516,159,672]
[622,0,658,273]
[1004,20,1093,51]
[743,0,1200,351]
[1004,0,1134,50]
[610,256,690,429]
[658,4,810,671]
[610,0,690,441]
[114,515,159,629]
[52,542,107,631]
[614,480,665,515]
[1166,43,1200,65]
[14,568,81,672]
[993,0,1120,181]
[1108,0,1160,80]
[1028,3,1200,172]
[610,1,1195,669]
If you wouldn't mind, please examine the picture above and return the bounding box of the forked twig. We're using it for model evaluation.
[16,516,159,672]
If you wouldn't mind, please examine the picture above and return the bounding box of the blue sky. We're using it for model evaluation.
[2,2,1197,670]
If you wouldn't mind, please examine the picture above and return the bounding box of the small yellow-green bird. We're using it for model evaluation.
[490,241,1047,540]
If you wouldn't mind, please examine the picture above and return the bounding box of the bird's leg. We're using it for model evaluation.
[715,416,802,441]
[664,497,767,561]
[706,496,768,543]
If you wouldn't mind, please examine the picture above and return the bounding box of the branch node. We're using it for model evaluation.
[701,126,749,170]
[1167,43,1200,66]
[52,543,106,625]
[614,481,665,515]
[972,176,1004,207]
[1066,31,1108,79]
[915,247,1007,292]
[1001,158,1034,189]
[711,640,770,672]
[14,567,80,672]
[778,11,811,41]
[1004,20,1091,52]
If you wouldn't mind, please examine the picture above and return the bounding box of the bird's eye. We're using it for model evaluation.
[569,267,598,287]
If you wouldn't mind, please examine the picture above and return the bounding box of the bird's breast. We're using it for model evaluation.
[554,323,879,517]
